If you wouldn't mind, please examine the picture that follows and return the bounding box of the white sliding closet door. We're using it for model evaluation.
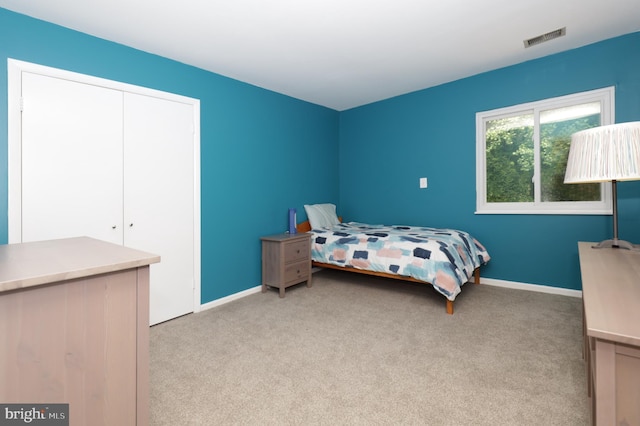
[124,93,195,325]
[21,72,124,245]
[12,61,199,326]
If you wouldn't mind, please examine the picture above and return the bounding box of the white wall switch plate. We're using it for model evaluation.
[419,177,427,188]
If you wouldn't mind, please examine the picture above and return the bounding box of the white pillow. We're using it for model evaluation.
[304,203,339,229]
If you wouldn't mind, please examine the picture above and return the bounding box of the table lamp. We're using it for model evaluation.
[564,121,640,249]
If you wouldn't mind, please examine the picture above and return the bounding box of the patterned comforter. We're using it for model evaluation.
[310,222,491,301]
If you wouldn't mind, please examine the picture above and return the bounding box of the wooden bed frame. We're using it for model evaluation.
[296,219,481,314]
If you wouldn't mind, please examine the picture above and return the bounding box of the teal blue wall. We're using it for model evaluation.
[0,8,340,302]
[339,32,640,291]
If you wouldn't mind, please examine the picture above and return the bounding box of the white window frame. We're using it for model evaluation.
[475,87,615,215]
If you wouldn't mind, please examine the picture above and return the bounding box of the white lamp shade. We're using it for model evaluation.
[564,121,640,183]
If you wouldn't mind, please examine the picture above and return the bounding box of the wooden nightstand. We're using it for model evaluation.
[261,232,312,297]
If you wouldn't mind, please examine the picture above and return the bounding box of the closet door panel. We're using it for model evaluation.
[123,93,194,325]
[21,72,124,244]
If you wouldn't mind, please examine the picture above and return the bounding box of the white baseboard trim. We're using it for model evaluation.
[199,285,263,312]
[480,278,582,298]
[196,277,582,314]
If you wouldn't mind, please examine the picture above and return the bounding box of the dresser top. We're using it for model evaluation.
[578,241,640,346]
[260,232,311,243]
[0,237,160,293]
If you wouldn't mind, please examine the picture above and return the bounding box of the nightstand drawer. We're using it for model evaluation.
[284,239,310,263]
[283,260,310,284]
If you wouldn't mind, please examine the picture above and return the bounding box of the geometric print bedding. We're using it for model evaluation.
[309,222,491,301]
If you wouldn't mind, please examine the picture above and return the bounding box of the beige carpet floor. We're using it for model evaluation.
[150,269,589,425]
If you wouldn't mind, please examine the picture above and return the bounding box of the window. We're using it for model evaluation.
[476,87,614,214]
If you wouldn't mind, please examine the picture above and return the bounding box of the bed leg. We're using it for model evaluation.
[446,299,454,315]
[474,268,480,285]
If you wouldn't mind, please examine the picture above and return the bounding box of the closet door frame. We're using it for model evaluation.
[7,58,202,316]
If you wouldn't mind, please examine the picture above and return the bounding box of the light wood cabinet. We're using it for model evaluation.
[578,242,640,425]
[0,237,159,426]
[261,233,312,297]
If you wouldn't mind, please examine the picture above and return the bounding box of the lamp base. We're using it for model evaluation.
[592,239,640,250]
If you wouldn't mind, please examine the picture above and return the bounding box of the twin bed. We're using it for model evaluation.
[297,204,491,314]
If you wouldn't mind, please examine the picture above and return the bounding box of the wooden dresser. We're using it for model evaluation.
[0,237,160,426]
[261,232,312,297]
[578,241,640,425]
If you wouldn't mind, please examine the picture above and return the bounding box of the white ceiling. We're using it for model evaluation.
[1,0,639,111]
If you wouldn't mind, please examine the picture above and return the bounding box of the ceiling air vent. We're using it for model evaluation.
[524,27,566,48]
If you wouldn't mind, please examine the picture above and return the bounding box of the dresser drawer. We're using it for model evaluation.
[283,260,310,284]
[284,239,310,263]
